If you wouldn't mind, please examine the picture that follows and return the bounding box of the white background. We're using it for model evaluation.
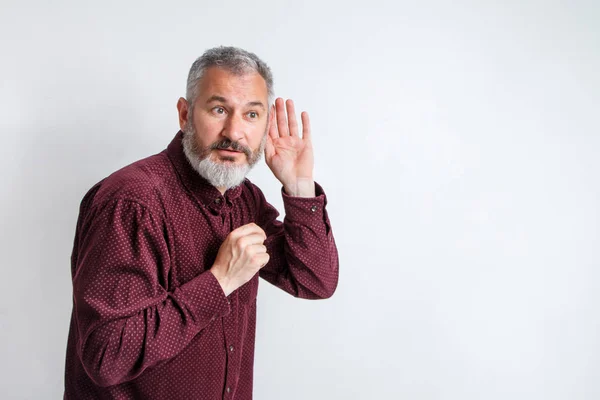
[1,0,599,399]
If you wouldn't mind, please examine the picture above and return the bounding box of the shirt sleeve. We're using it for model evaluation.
[71,198,231,387]
[254,182,339,299]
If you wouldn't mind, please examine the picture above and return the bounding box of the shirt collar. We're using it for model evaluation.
[166,131,243,210]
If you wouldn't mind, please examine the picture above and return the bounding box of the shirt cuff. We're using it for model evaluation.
[281,181,328,222]
[176,270,231,322]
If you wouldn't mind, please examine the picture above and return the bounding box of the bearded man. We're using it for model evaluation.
[63,46,339,399]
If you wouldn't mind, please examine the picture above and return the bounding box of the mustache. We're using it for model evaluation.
[209,139,252,158]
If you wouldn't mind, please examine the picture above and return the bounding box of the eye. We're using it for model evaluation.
[213,106,226,115]
[247,111,258,119]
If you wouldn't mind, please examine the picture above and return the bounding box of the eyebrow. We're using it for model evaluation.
[206,95,266,110]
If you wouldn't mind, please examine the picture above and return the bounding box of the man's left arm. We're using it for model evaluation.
[253,181,338,299]
[258,97,339,298]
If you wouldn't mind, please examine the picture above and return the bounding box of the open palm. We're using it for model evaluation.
[265,98,314,187]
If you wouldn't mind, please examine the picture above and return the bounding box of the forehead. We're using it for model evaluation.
[197,67,268,104]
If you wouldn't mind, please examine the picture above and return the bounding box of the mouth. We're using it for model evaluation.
[216,148,242,154]
[214,148,245,162]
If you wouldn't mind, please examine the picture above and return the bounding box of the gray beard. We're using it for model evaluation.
[181,123,267,191]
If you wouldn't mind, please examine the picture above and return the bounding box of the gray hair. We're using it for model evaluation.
[186,46,274,106]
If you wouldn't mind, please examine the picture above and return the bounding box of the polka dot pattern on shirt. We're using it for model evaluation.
[64,131,339,399]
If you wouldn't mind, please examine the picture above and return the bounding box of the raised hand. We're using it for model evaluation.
[265,98,315,197]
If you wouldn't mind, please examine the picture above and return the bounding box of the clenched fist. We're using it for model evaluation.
[210,223,270,296]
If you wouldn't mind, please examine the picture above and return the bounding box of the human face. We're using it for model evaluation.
[178,67,270,168]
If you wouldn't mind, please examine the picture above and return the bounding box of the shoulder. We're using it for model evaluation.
[85,151,174,211]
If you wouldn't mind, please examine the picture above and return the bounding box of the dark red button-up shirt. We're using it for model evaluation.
[64,131,339,399]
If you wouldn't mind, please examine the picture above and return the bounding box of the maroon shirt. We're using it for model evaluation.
[64,131,339,399]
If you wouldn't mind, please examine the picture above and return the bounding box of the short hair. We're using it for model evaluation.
[186,46,274,106]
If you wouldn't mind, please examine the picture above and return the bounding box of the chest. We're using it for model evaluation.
[161,189,257,288]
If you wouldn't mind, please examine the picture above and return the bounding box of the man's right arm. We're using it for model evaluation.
[72,198,230,387]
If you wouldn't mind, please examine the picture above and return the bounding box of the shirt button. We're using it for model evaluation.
[215,198,222,204]
[226,387,231,393]
[229,345,234,352]
[310,205,317,212]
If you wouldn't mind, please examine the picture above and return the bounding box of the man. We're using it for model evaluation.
[63,46,339,399]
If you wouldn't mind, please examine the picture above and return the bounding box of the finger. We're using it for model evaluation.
[275,97,289,136]
[258,253,270,268]
[247,245,270,269]
[238,233,268,250]
[268,104,278,140]
[247,244,268,255]
[301,111,311,142]
[232,223,266,239]
[242,224,266,240]
[286,99,299,137]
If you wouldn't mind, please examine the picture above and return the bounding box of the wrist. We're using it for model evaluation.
[209,267,232,297]
[283,177,315,197]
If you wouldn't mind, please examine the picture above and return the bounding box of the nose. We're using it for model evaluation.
[222,113,245,143]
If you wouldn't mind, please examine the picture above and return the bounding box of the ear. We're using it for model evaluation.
[267,104,275,131]
[176,97,189,131]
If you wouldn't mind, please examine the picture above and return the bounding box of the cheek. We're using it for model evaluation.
[193,116,222,146]
[250,124,268,147]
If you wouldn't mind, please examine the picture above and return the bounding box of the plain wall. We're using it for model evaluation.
[1,0,599,399]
